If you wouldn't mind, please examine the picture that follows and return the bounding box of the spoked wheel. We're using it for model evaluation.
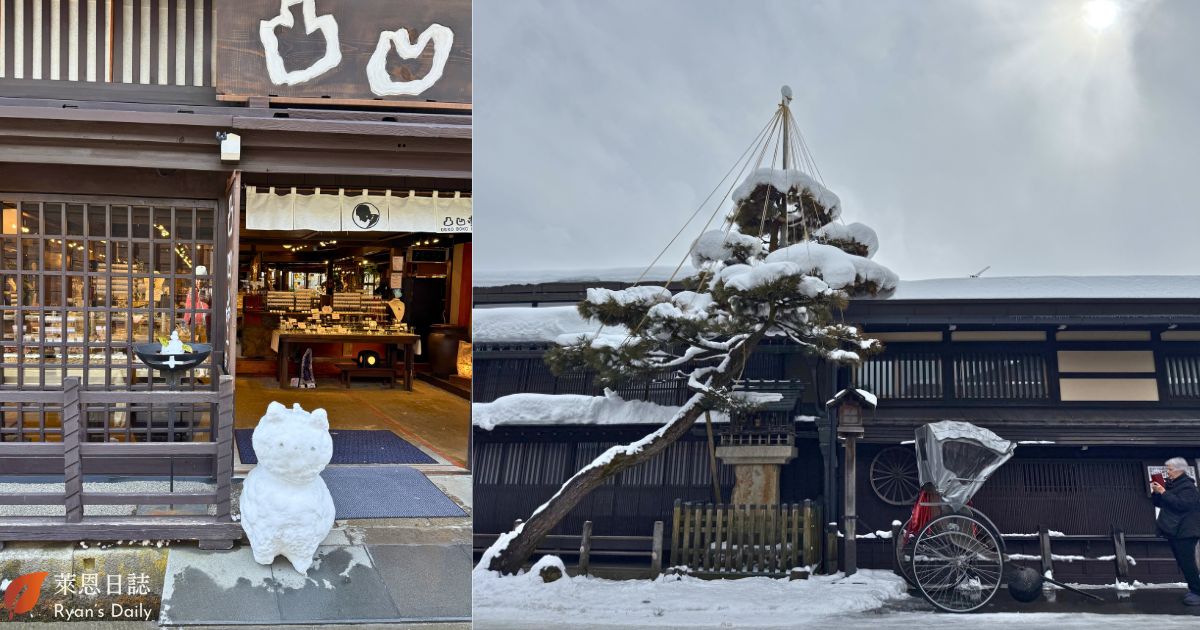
[910,512,1004,613]
[871,446,921,506]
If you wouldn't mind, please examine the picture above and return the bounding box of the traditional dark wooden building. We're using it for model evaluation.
[473,275,1200,583]
[0,0,470,545]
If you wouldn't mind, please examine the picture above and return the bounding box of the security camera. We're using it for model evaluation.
[217,132,241,162]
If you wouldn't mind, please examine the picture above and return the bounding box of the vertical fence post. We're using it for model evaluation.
[1038,524,1054,580]
[62,377,83,523]
[651,520,664,575]
[671,499,681,571]
[1112,527,1130,583]
[214,375,235,520]
[802,500,816,567]
[824,522,838,575]
[578,520,593,576]
[199,376,237,551]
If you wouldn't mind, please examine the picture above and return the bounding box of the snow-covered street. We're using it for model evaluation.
[473,568,908,628]
[473,567,1200,629]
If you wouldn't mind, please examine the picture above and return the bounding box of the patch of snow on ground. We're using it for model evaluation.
[473,391,729,430]
[472,568,907,628]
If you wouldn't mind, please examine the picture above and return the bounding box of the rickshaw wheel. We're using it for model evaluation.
[910,512,1004,613]
[894,518,918,588]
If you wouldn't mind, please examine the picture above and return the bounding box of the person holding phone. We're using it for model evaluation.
[1151,457,1200,605]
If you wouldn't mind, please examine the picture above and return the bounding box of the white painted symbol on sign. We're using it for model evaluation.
[259,0,342,86]
[366,24,454,96]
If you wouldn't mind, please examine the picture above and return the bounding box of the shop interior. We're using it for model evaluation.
[232,188,472,467]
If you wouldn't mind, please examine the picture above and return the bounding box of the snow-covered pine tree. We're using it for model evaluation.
[481,90,898,576]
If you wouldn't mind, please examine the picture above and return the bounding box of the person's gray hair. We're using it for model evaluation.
[1166,456,1189,472]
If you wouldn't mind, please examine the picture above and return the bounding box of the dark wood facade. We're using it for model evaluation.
[0,0,470,544]
[473,280,1200,582]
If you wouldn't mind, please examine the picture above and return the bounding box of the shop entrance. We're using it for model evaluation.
[232,187,471,469]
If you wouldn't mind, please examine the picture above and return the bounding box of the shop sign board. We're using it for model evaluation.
[215,0,470,105]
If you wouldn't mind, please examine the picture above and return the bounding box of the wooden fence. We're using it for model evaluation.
[0,375,242,548]
[671,499,821,577]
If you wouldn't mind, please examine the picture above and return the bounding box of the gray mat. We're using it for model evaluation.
[321,467,466,519]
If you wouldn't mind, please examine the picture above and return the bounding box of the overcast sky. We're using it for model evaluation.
[474,0,1200,281]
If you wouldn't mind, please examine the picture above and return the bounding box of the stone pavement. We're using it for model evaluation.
[159,471,472,626]
[0,471,472,627]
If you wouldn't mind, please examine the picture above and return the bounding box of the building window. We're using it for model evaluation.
[856,353,942,399]
[1,196,218,443]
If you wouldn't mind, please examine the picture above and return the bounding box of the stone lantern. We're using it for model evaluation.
[715,379,803,505]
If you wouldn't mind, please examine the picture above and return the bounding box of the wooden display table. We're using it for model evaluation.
[274,332,419,391]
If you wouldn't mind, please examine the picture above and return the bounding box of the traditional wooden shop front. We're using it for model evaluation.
[0,0,470,546]
[473,276,1200,583]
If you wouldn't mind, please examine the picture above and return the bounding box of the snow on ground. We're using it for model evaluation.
[472,568,908,629]
[473,391,730,430]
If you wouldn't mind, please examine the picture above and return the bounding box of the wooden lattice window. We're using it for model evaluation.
[1,194,219,443]
[1165,354,1200,400]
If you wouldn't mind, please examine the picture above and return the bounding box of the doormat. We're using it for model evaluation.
[235,429,436,465]
[321,467,467,518]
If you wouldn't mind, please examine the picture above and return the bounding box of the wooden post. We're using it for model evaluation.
[1038,525,1054,579]
[824,522,838,575]
[671,499,682,569]
[578,520,593,576]
[844,433,858,576]
[803,502,820,567]
[651,520,664,575]
[1112,527,1130,583]
[200,375,237,551]
[891,520,903,576]
[62,377,83,524]
[703,503,715,572]
[713,503,726,572]
[703,411,723,504]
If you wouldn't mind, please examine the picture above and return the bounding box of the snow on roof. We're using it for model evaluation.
[871,275,1200,301]
[480,270,1200,300]
[473,391,728,430]
[826,388,878,408]
[473,305,612,343]
[475,265,694,288]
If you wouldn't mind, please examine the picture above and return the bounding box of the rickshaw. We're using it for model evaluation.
[892,420,1015,613]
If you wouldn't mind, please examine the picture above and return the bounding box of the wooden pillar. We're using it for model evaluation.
[843,433,858,576]
[578,520,593,576]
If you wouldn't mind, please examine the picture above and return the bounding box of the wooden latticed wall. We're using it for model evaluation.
[0,0,212,86]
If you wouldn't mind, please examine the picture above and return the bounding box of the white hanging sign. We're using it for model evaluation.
[245,187,295,230]
[434,192,472,233]
[245,187,469,233]
[388,192,439,232]
[293,188,342,231]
